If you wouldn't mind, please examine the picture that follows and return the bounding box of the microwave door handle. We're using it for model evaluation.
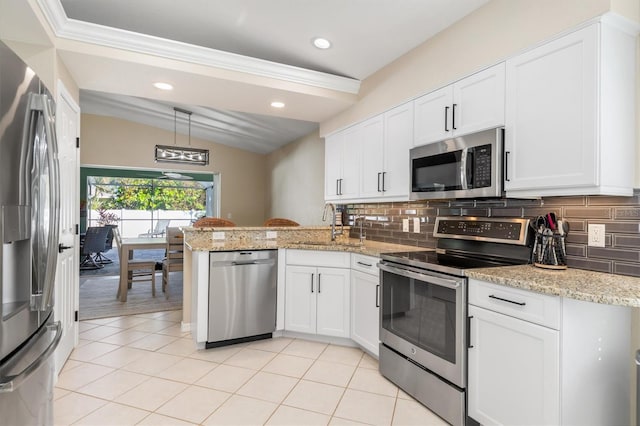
[378,262,461,290]
[460,147,468,190]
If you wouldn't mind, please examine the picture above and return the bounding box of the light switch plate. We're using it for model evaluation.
[402,218,409,232]
[588,224,605,247]
[266,231,277,239]
[212,231,226,240]
[413,218,420,233]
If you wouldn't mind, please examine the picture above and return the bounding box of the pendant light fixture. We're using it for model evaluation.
[155,107,209,166]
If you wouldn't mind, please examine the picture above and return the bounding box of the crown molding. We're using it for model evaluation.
[36,0,361,94]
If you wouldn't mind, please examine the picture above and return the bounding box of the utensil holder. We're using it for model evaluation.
[532,231,567,270]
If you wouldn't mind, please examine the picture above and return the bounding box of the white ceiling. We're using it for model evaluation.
[43,1,489,153]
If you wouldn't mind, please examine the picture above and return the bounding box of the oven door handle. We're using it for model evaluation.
[378,262,461,289]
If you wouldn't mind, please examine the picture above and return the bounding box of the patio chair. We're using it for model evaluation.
[138,219,170,237]
[93,225,116,264]
[162,227,184,298]
[80,226,111,270]
[114,227,157,297]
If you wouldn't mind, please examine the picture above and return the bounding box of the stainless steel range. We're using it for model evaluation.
[378,216,532,426]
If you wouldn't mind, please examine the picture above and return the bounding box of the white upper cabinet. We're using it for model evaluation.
[504,18,637,197]
[326,102,413,203]
[324,126,361,201]
[414,63,505,146]
[359,103,414,200]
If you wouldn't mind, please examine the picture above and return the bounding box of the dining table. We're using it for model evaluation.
[118,236,166,302]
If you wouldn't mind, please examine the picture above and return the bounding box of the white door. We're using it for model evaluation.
[350,270,379,356]
[383,102,413,198]
[468,305,560,425]
[413,85,452,146]
[324,133,343,200]
[453,62,505,136]
[53,82,80,375]
[315,267,350,338]
[339,125,362,199]
[504,25,598,192]
[284,266,316,334]
[359,115,384,198]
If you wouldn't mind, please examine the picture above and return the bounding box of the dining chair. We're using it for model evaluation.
[193,217,236,227]
[162,227,184,298]
[262,218,300,226]
[113,227,157,298]
[93,225,116,264]
[80,226,111,270]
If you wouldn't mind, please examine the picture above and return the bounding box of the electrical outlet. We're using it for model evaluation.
[588,224,605,247]
[413,218,420,233]
[402,218,409,232]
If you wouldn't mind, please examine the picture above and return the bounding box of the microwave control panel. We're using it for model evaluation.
[471,144,492,188]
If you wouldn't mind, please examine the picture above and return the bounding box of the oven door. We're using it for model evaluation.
[379,261,466,388]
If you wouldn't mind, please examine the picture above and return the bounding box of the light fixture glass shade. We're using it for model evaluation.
[155,145,209,165]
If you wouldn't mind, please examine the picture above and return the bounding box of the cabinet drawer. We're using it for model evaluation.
[351,254,379,276]
[468,279,560,330]
[286,249,350,268]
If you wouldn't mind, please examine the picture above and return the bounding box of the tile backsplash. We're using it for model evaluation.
[346,190,640,278]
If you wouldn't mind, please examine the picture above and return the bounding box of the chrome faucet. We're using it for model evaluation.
[322,203,343,241]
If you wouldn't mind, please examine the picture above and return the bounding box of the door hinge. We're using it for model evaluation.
[74,310,79,322]
[75,224,79,235]
[76,137,80,148]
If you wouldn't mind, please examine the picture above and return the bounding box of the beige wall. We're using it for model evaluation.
[80,114,268,226]
[321,0,619,136]
[265,130,325,225]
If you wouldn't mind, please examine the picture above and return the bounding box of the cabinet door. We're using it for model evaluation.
[316,267,350,338]
[382,102,413,198]
[504,25,598,193]
[284,266,317,334]
[453,62,505,136]
[468,305,560,426]
[359,115,385,198]
[350,270,379,356]
[413,85,452,146]
[324,133,343,200]
[340,125,362,199]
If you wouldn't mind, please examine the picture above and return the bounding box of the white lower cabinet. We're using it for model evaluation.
[284,250,350,338]
[468,278,631,426]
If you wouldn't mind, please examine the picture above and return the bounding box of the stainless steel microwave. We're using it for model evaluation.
[410,127,504,200]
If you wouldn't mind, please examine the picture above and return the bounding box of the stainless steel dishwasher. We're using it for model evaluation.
[207,250,277,347]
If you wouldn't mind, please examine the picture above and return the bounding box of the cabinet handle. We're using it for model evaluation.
[336,179,340,196]
[488,294,526,306]
[377,172,382,192]
[318,273,321,293]
[504,151,510,182]
[311,273,314,293]
[375,284,380,308]
[357,261,373,267]
[467,316,473,349]
[444,106,450,132]
[382,172,386,192]
[452,103,457,130]
[339,179,343,195]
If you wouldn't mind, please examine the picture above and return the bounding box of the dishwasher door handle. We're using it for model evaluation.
[231,261,259,266]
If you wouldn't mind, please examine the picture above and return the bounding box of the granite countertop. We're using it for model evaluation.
[185,238,427,258]
[466,265,640,308]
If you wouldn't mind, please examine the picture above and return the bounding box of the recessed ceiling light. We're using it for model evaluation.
[271,101,285,108]
[312,37,332,49]
[153,82,173,91]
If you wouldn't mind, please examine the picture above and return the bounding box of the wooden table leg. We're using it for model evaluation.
[119,245,129,302]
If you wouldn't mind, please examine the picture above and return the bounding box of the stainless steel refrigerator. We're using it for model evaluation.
[0,41,62,425]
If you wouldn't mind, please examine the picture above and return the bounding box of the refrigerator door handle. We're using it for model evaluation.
[29,93,60,312]
[0,321,62,393]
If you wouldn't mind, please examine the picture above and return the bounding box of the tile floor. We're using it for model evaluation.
[54,310,448,425]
